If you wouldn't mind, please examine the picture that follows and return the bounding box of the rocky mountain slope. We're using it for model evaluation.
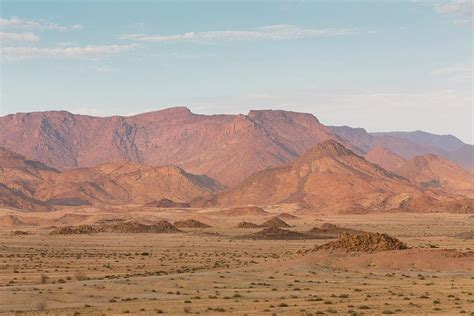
[395,154,474,198]
[0,147,222,210]
[195,140,471,213]
[365,145,407,172]
[331,126,473,171]
[0,108,340,186]
[1,108,471,187]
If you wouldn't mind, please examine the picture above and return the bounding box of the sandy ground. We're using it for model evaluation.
[0,207,473,315]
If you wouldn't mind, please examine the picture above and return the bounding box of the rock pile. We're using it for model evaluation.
[307,223,363,236]
[260,217,291,228]
[236,221,260,228]
[50,221,180,235]
[173,219,211,228]
[314,232,408,252]
[243,226,310,240]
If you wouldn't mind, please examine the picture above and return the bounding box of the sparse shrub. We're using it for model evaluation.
[74,271,88,281]
[39,274,49,284]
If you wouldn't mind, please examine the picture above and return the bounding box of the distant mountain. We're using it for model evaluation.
[195,140,470,213]
[0,107,471,189]
[395,154,474,198]
[330,126,473,171]
[365,145,407,172]
[372,131,465,152]
[0,108,340,186]
[0,147,223,210]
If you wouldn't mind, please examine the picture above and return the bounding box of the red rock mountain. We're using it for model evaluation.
[0,107,471,187]
[365,145,406,172]
[0,108,343,186]
[332,127,473,171]
[0,183,50,212]
[395,154,474,198]
[196,140,471,213]
[0,147,223,210]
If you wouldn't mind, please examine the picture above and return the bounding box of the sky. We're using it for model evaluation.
[0,0,473,143]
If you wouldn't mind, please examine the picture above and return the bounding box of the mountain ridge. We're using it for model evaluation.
[193,140,471,213]
[0,107,472,189]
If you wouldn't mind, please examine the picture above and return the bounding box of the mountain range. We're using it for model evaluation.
[0,147,221,211]
[0,107,472,213]
[193,140,472,213]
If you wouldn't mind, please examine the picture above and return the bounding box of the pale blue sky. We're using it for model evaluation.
[1,0,472,142]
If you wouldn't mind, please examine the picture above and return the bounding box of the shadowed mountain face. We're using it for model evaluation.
[0,147,223,210]
[196,140,472,213]
[0,147,59,197]
[0,184,51,212]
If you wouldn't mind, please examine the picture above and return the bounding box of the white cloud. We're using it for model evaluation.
[431,64,473,80]
[1,44,139,60]
[119,25,354,43]
[0,31,40,42]
[0,17,82,31]
[434,0,473,16]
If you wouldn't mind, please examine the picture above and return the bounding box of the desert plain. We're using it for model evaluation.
[1,206,473,315]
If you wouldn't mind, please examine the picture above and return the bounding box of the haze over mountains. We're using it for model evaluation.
[0,107,472,213]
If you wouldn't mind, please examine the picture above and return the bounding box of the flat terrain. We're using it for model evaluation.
[0,209,473,315]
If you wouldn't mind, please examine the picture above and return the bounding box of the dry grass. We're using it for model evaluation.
[0,211,473,315]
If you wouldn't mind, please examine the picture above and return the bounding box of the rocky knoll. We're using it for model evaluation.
[314,232,408,252]
[242,226,311,240]
[236,221,260,228]
[144,199,190,208]
[173,219,211,228]
[260,217,291,228]
[50,221,180,235]
[307,223,363,236]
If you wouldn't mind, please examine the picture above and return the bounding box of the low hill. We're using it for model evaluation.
[0,148,224,210]
[212,206,269,217]
[173,219,211,228]
[313,232,408,252]
[143,199,190,208]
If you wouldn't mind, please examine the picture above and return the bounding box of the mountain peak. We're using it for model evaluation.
[248,109,320,124]
[299,140,354,161]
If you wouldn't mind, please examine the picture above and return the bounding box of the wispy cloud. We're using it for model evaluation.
[0,31,40,42]
[120,25,354,43]
[1,44,139,60]
[432,0,473,25]
[434,0,473,16]
[0,17,82,31]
